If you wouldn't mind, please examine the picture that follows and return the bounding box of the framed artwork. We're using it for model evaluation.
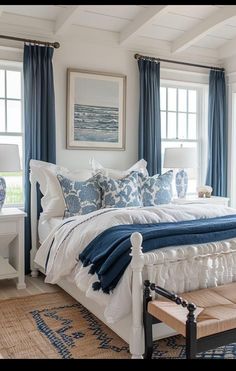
[67,68,126,150]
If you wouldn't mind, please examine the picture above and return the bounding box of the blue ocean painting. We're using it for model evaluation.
[74,104,119,142]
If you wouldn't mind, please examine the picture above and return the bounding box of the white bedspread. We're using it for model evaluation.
[34,203,236,324]
[38,215,63,244]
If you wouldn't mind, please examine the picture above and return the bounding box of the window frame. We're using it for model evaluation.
[0,61,24,208]
[160,79,208,194]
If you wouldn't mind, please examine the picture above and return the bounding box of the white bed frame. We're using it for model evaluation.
[29,167,236,358]
[29,169,179,358]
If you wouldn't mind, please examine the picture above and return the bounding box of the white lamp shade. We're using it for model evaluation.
[0,144,21,172]
[163,147,197,169]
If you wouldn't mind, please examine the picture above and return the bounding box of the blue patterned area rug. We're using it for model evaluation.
[0,291,235,359]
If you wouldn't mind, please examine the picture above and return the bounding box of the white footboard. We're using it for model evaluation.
[129,232,236,358]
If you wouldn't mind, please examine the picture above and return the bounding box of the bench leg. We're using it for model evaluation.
[143,281,154,359]
[186,319,197,359]
[144,312,154,359]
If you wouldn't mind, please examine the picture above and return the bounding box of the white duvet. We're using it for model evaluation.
[34,203,236,324]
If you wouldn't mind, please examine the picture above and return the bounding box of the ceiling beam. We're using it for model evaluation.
[54,5,81,35]
[172,5,236,54]
[119,5,170,45]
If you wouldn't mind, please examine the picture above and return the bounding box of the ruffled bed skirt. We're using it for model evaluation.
[143,239,236,294]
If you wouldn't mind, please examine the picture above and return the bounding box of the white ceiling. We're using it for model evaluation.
[1,5,236,61]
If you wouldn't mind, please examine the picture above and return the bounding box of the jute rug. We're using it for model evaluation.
[0,291,236,359]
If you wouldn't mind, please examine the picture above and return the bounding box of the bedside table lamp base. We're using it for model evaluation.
[0,177,6,210]
[176,169,188,198]
[0,144,21,211]
[163,146,197,199]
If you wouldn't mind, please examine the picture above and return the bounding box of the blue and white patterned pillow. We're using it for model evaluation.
[96,171,142,208]
[140,170,173,206]
[57,174,102,218]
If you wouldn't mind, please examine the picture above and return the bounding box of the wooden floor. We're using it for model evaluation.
[0,273,60,300]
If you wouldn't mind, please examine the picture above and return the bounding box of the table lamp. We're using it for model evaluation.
[163,146,197,198]
[0,144,21,210]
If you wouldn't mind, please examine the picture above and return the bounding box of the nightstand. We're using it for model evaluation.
[172,196,230,207]
[0,208,27,289]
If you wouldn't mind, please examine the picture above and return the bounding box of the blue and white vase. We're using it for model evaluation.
[0,177,6,210]
[175,169,188,198]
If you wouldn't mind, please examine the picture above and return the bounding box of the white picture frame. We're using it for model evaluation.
[67,68,126,150]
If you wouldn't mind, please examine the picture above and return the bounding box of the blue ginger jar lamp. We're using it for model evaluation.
[0,144,21,210]
[175,169,188,198]
[163,146,197,198]
[0,177,6,210]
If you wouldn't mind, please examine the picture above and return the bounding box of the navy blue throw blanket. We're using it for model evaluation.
[79,214,236,294]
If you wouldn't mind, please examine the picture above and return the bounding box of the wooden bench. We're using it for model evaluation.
[143,280,236,359]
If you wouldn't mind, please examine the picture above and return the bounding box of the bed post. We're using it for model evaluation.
[130,232,145,359]
[29,167,39,277]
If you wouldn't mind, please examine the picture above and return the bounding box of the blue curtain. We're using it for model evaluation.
[138,58,161,176]
[24,44,56,273]
[205,69,227,196]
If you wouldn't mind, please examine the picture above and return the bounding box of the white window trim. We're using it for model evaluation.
[0,62,24,208]
[160,79,208,191]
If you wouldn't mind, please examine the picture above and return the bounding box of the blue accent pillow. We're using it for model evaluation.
[96,171,142,208]
[140,170,173,206]
[57,174,102,217]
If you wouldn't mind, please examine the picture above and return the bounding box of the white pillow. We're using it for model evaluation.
[30,160,94,220]
[30,159,66,196]
[90,158,148,179]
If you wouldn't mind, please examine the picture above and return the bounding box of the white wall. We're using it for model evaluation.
[0,27,214,174]
[0,33,140,172]
[53,33,213,171]
[53,34,139,171]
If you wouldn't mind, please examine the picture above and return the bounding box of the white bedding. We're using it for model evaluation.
[38,215,63,244]
[34,203,236,324]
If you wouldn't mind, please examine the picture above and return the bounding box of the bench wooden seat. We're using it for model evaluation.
[143,281,236,359]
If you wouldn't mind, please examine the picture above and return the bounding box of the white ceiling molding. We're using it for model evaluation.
[119,5,170,45]
[54,5,81,35]
[171,5,236,54]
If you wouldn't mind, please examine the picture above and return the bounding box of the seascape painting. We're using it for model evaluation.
[74,104,119,143]
[67,69,126,150]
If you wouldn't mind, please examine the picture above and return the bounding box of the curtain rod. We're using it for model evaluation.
[134,53,224,72]
[0,34,60,49]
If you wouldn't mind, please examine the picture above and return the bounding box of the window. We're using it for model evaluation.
[161,84,202,196]
[0,65,23,206]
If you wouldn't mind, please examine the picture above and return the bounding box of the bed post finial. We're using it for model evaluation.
[130,232,143,251]
[130,232,143,272]
[130,232,144,359]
